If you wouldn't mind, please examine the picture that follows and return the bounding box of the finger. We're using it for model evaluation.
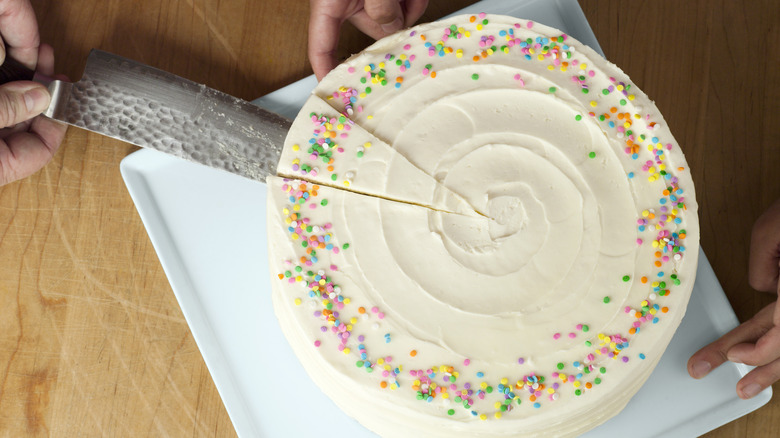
[726,324,780,366]
[0,0,40,68]
[687,302,776,378]
[350,0,428,41]
[775,281,780,326]
[735,355,780,399]
[0,73,67,139]
[0,81,51,128]
[308,1,347,81]
[401,0,429,27]
[363,0,403,34]
[0,117,65,185]
[748,198,780,292]
[348,11,389,40]
[0,118,32,136]
[29,113,66,155]
[36,43,54,75]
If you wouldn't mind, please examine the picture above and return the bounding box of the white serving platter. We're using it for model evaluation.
[120,0,772,436]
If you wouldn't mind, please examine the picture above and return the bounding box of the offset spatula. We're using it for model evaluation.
[0,49,291,182]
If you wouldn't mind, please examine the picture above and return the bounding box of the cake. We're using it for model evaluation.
[266,13,699,437]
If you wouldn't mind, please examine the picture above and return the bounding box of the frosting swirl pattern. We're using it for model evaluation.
[268,13,699,437]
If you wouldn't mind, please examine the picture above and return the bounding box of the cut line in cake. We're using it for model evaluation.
[278,94,485,218]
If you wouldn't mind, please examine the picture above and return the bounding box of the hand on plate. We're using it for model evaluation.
[688,198,780,399]
[0,0,67,186]
[308,0,429,80]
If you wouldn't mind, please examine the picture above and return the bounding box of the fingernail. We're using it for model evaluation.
[691,361,711,378]
[741,383,762,399]
[381,17,403,34]
[726,353,743,364]
[24,88,50,113]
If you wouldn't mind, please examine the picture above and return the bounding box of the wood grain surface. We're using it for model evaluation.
[0,0,777,436]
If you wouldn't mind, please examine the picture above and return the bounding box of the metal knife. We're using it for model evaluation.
[1,49,291,182]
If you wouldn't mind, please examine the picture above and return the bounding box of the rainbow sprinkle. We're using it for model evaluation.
[275,12,694,423]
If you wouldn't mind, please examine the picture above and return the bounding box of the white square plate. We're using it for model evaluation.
[120,0,771,436]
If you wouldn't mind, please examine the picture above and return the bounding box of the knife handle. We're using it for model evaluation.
[0,55,36,84]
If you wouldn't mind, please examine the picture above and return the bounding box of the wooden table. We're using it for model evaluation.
[1,0,777,435]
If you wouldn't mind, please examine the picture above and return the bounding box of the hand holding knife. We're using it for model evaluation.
[1,49,292,184]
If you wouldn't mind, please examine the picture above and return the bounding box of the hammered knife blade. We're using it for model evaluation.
[2,49,291,182]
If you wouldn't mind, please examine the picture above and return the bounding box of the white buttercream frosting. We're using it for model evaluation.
[267,14,699,437]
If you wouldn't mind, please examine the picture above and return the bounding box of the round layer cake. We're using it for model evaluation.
[266,13,699,437]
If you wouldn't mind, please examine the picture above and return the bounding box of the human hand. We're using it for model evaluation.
[308,0,429,80]
[688,198,780,399]
[0,0,67,186]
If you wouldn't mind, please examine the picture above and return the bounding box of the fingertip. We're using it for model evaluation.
[313,67,326,82]
[311,61,332,82]
[686,354,698,375]
[0,82,51,127]
[363,0,403,28]
[748,273,778,293]
[308,53,337,81]
[403,0,429,27]
[738,382,764,399]
[727,323,780,367]
[36,43,55,76]
[687,349,711,378]
[380,17,403,34]
[687,342,732,379]
[747,199,780,292]
[735,354,780,400]
[688,359,712,379]
[24,86,50,113]
[725,343,750,364]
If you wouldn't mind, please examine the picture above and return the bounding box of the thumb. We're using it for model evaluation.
[363,0,404,34]
[0,82,51,128]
